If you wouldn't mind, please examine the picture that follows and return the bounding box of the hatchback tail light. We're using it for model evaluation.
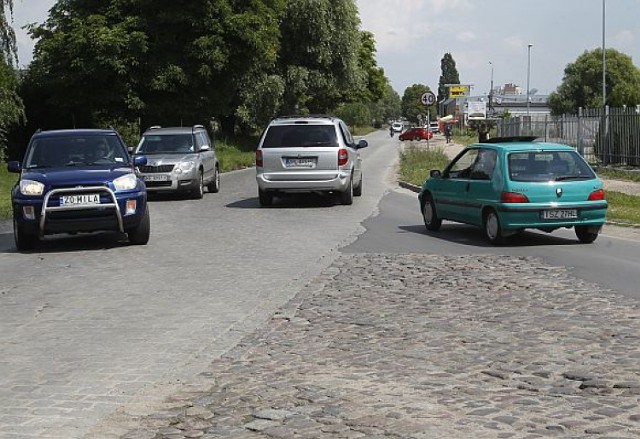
[588,189,605,201]
[500,191,529,203]
[256,150,263,168]
[338,148,348,167]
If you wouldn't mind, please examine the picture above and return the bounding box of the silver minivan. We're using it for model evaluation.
[255,116,368,206]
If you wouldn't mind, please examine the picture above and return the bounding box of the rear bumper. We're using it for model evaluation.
[497,202,608,229]
[256,170,352,192]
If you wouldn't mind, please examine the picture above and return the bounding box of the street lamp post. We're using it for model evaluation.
[489,61,494,115]
[526,44,533,118]
[602,0,606,106]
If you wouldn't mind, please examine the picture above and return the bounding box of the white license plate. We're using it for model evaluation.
[60,194,101,206]
[542,209,578,219]
[285,158,316,168]
[144,174,170,182]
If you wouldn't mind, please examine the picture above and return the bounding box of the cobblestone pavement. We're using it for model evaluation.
[119,253,640,439]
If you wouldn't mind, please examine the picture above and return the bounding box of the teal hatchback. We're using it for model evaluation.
[418,137,608,244]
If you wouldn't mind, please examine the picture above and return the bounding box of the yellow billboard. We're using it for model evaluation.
[449,85,470,98]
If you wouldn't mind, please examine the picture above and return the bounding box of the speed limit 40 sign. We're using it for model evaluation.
[420,92,436,106]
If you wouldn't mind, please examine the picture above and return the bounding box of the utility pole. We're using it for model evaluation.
[488,61,494,115]
[526,44,533,118]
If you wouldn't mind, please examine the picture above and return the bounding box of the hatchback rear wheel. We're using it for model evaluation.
[575,225,598,244]
[484,209,504,245]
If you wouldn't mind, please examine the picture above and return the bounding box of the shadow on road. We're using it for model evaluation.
[398,223,580,247]
[227,193,342,209]
[0,231,130,254]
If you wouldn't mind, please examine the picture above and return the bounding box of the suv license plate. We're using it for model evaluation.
[285,158,316,168]
[60,194,101,206]
[542,209,577,219]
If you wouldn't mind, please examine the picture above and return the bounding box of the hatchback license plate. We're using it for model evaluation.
[542,209,577,219]
[285,158,316,168]
[60,194,101,206]
[144,174,169,182]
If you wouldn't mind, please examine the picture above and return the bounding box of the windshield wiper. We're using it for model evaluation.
[25,164,53,169]
[554,175,589,181]
[64,161,91,167]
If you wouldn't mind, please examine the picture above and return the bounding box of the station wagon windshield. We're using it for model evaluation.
[262,125,338,148]
[508,150,596,182]
[24,135,129,168]
[136,134,195,154]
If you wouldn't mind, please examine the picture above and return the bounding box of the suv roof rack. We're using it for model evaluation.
[483,136,538,144]
[276,114,335,120]
[148,125,162,130]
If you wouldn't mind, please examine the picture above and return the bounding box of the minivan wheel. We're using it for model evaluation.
[13,218,37,251]
[575,225,598,243]
[353,175,363,197]
[340,178,354,205]
[258,188,273,207]
[422,195,441,231]
[484,209,504,245]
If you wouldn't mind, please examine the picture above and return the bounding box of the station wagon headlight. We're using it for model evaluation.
[20,179,44,196]
[174,161,195,174]
[113,173,138,191]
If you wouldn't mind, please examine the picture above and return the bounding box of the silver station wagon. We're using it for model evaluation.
[255,115,368,206]
[134,125,220,199]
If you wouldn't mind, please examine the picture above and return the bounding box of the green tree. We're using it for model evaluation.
[0,1,24,159]
[437,52,460,106]
[278,0,364,114]
[402,84,436,125]
[548,48,640,115]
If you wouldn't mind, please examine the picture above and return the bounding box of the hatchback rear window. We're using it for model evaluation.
[508,151,596,182]
[262,125,338,148]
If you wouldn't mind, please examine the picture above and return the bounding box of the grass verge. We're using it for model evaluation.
[1,163,16,219]
[398,145,640,227]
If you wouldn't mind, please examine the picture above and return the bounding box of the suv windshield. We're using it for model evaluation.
[261,125,338,148]
[508,151,596,182]
[136,134,195,154]
[24,135,129,168]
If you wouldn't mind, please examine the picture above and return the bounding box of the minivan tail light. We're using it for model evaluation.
[256,150,263,168]
[588,189,605,201]
[500,191,529,203]
[338,149,348,167]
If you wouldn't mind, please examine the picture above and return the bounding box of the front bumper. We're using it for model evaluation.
[13,186,147,236]
[140,173,199,193]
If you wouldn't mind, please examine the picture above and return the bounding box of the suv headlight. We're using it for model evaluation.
[174,161,195,174]
[20,179,45,196]
[113,173,138,191]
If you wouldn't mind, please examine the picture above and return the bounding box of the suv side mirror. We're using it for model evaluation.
[7,161,22,173]
[133,155,147,167]
[199,145,211,152]
[357,139,368,149]
[128,146,135,154]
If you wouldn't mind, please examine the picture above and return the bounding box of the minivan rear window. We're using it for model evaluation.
[262,125,338,148]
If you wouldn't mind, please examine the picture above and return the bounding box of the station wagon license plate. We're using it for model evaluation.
[60,194,101,206]
[144,174,169,182]
[542,209,578,220]
[284,158,316,168]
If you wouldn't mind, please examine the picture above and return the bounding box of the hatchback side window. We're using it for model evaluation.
[445,149,479,179]
[470,149,497,180]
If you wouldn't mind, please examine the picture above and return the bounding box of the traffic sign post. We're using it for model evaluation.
[420,92,436,147]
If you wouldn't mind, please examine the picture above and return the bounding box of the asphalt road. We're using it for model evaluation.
[1,130,640,437]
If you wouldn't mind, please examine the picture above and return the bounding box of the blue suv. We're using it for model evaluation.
[7,129,150,250]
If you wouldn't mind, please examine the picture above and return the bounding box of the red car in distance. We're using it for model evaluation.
[398,127,434,142]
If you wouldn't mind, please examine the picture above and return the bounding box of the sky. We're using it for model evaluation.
[9,0,640,99]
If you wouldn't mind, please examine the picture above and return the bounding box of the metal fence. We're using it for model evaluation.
[496,106,640,166]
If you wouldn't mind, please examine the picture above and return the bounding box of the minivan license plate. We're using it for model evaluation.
[542,209,577,219]
[60,194,101,206]
[285,158,316,168]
